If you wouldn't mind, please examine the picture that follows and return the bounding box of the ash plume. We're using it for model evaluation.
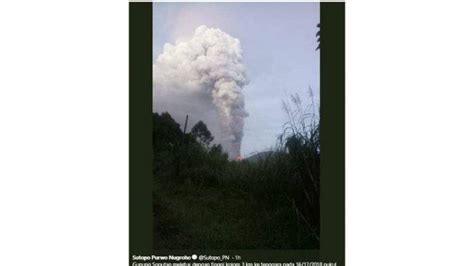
[154,25,248,159]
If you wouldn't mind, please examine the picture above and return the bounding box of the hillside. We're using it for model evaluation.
[244,151,275,162]
[153,108,320,249]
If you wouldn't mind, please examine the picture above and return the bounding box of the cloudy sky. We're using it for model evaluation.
[153,2,320,157]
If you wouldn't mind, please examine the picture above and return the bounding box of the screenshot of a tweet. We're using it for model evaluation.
[130,2,344,265]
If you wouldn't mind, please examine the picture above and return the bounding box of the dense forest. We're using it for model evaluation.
[153,92,320,249]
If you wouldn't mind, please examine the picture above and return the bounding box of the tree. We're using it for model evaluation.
[191,121,214,146]
[152,112,184,176]
[153,112,183,150]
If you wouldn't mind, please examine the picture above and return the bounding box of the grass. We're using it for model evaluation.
[153,167,318,250]
[153,90,320,250]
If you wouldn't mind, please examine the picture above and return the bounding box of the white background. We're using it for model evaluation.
[1,1,474,265]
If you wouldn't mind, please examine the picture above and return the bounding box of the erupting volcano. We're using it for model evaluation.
[154,25,248,160]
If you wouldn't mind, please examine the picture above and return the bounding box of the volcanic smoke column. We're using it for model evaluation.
[154,25,248,159]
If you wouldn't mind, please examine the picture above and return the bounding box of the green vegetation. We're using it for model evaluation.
[153,91,320,249]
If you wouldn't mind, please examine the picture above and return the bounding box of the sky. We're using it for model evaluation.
[153,2,320,158]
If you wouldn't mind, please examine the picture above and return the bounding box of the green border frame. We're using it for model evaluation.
[129,2,344,264]
[320,2,345,265]
[130,2,153,255]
